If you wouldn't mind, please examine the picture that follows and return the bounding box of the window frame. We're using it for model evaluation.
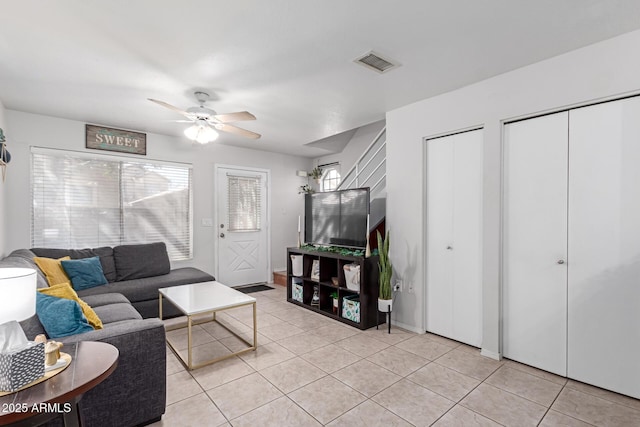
[320,165,341,192]
[31,147,193,261]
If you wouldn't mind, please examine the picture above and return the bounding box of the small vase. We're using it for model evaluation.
[378,298,392,312]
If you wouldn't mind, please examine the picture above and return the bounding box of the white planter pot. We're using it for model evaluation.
[378,298,393,312]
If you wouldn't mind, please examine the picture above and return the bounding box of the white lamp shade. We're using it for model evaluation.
[196,126,219,144]
[183,124,200,140]
[0,268,37,324]
[184,122,219,144]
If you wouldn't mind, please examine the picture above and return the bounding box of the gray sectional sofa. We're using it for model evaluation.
[0,243,215,427]
[30,243,214,318]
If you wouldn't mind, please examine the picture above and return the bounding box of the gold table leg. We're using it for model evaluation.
[162,301,258,371]
[187,316,193,369]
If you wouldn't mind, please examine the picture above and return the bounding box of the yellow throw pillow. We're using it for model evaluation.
[34,256,72,286]
[38,282,103,330]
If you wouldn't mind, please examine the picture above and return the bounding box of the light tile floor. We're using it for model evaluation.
[150,286,640,427]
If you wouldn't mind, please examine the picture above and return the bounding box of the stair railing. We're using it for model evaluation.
[338,127,386,197]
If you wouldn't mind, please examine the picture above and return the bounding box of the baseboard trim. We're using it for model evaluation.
[480,348,502,361]
[392,320,424,334]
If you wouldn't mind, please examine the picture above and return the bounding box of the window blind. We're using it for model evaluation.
[31,148,193,261]
[227,175,261,231]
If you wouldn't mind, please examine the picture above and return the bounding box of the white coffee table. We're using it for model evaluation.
[159,281,257,370]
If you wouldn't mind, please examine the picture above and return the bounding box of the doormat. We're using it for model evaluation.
[235,284,274,294]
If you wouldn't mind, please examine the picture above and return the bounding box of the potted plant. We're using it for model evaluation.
[298,184,314,194]
[377,230,393,312]
[329,291,339,314]
[309,166,323,183]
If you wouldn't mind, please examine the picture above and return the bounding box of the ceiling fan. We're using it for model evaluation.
[148,91,261,144]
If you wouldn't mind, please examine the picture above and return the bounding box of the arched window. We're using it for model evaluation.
[321,167,341,192]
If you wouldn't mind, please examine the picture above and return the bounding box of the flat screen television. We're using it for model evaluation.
[305,188,370,249]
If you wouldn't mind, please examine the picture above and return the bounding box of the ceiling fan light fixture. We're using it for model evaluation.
[184,122,219,144]
[150,95,260,141]
[196,126,219,144]
[183,124,200,140]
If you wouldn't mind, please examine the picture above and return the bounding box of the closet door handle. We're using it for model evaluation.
[446,246,453,250]
[557,259,565,265]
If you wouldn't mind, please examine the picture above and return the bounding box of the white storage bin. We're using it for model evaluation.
[343,264,360,291]
[291,255,303,276]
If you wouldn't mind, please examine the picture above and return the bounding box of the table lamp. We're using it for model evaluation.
[0,268,43,393]
[0,268,37,326]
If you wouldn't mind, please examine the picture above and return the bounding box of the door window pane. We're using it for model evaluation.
[227,175,261,231]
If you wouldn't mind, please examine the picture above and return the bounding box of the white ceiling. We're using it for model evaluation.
[1,1,640,157]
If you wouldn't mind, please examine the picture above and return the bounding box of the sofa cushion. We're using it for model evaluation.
[61,257,108,291]
[81,293,130,308]
[36,293,93,338]
[113,242,170,281]
[31,247,117,283]
[19,315,46,339]
[0,253,31,270]
[33,255,71,286]
[39,283,103,329]
[77,267,214,304]
[1,249,49,289]
[93,303,142,324]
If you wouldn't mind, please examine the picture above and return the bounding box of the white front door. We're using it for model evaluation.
[216,166,269,286]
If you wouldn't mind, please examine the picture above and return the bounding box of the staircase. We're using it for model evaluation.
[338,127,386,232]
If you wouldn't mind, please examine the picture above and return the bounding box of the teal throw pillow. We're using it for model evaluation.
[36,293,93,338]
[61,256,108,291]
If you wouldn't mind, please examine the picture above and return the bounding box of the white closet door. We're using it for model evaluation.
[427,129,482,347]
[568,98,640,398]
[451,131,483,346]
[427,136,455,338]
[503,112,568,376]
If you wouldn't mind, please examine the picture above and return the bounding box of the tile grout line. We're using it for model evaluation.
[431,352,509,427]
[534,382,596,427]
[563,381,640,413]
[164,288,640,426]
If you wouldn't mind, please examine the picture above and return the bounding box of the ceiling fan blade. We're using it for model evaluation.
[148,98,193,119]
[216,123,261,139]
[213,111,256,123]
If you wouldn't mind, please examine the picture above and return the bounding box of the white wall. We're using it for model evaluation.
[4,110,311,276]
[315,120,385,176]
[0,99,6,257]
[386,29,640,356]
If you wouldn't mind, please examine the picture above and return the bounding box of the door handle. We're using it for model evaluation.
[557,259,565,265]
[446,246,453,250]
[220,233,225,238]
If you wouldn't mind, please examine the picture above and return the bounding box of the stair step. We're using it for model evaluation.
[273,271,287,287]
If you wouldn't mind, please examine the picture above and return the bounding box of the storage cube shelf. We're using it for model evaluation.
[286,247,383,329]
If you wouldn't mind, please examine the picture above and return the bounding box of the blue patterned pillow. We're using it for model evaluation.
[60,256,108,291]
[36,293,93,338]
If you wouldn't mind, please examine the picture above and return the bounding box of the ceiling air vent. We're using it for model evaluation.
[354,51,400,74]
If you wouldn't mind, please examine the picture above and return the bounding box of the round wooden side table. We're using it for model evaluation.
[0,341,119,427]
